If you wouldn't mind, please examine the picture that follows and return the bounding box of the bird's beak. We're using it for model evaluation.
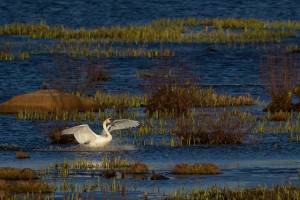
[109,118,114,123]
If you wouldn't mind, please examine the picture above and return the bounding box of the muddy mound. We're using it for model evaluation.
[0,90,99,113]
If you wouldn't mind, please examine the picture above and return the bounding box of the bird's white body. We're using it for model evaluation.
[62,118,139,147]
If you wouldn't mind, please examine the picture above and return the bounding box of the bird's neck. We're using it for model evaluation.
[103,120,112,139]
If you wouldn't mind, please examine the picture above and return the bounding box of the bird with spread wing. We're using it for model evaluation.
[61,118,139,147]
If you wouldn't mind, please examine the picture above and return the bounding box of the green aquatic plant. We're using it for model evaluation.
[94,91,144,110]
[1,18,299,43]
[169,183,300,200]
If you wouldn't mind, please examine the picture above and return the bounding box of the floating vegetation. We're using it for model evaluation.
[45,156,131,179]
[171,163,222,175]
[153,17,300,30]
[1,18,299,44]
[52,42,174,58]
[15,151,31,159]
[169,183,300,200]
[0,167,38,180]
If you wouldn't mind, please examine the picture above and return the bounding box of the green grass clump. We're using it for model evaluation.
[94,91,144,111]
[1,18,299,43]
[0,167,38,180]
[171,163,222,175]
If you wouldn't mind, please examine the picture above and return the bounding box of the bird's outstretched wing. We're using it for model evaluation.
[61,124,97,144]
[107,119,139,132]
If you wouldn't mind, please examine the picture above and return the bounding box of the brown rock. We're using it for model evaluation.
[0,90,99,113]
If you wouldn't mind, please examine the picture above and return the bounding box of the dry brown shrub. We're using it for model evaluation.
[0,180,51,196]
[173,109,253,145]
[43,55,110,95]
[268,110,289,121]
[15,151,31,159]
[0,167,38,180]
[125,162,148,174]
[144,56,196,117]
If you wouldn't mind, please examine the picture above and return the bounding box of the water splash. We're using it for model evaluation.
[33,139,136,152]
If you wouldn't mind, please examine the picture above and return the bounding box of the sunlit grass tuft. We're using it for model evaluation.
[171,163,222,175]
[0,167,38,180]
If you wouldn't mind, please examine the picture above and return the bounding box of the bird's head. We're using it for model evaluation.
[107,118,114,123]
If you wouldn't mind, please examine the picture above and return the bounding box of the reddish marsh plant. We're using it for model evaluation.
[173,109,253,145]
[145,55,197,117]
[261,46,298,112]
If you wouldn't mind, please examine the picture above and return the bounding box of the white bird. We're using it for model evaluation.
[61,118,139,147]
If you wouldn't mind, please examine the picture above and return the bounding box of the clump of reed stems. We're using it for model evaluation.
[171,163,221,175]
[43,55,109,95]
[173,109,253,145]
[101,155,131,170]
[144,56,254,117]
[15,151,31,159]
[0,50,14,60]
[145,56,197,117]
[100,155,131,179]
[261,46,299,112]
[0,167,39,180]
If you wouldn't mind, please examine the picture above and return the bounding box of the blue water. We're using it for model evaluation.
[1,0,300,27]
[1,0,300,198]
